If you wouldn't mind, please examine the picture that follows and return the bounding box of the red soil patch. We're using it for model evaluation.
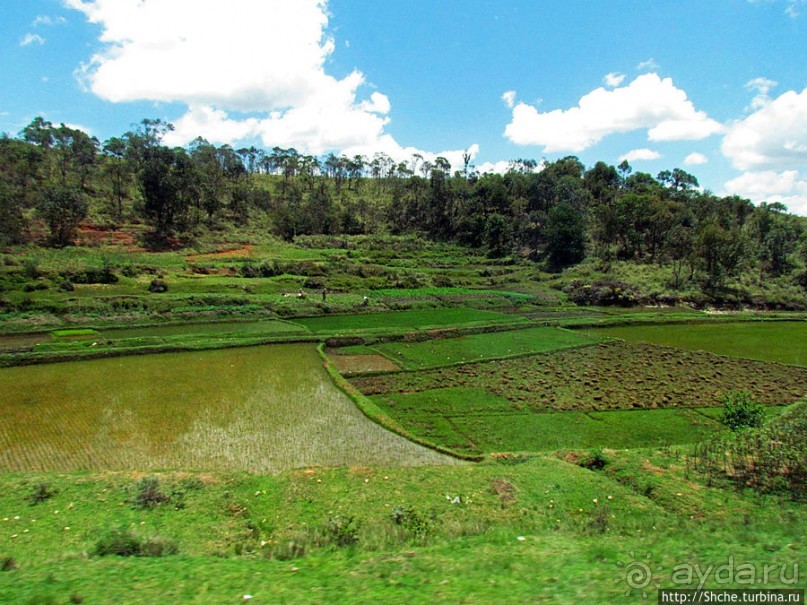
[185,245,254,263]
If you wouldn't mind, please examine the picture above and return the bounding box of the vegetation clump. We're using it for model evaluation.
[130,476,170,509]
[27,482,57,505]
[721,391,765,431]
[692,402,806,499]
[93,527,179,557]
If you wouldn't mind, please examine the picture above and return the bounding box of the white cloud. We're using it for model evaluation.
[721,88,807,171]
[748,0,807,18]
[745,77,778,110]
[20,33,45,47]
[684,152,708,165]
[476,160,512,175]
[65,0,464,157]
[620,148,661,162]
[603,72,625,88]
[723,170,807,215]
[504,73,723,152]
[341,139,478,174]
[637,58,659,72]
[33,15,66,26]
[501,90,516,109]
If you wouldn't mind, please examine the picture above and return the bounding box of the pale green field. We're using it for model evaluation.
[0,344,455,472]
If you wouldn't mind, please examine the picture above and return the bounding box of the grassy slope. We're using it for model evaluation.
[0,451,802,604]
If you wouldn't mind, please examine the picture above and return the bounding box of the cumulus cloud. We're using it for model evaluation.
[504,73,723,152]
[603,72,625,88]
[20,33,45,47]
[65,0,469,158]
[723,170,807,215]
[619,148,661,162]
[721,87,807,171]
[684,152,708,165]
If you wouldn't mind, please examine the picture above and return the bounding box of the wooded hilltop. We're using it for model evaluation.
[2,117,806,310]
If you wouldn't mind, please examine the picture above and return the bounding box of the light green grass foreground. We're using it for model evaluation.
[587,320,807,367]
[0,344,455,473]
[0,451,802,604]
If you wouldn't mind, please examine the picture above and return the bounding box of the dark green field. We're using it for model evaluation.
[369,326,597,369]
[290,308,528,333]
[587,320,807,367]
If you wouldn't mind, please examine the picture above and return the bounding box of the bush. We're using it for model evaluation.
[1,555,16,571]
[94,527,178,557]
[692,402,805,500]
[27,482,57,505]
[721,391,765,431]
[324,515,359,547]
[131,476,169,509]
[148,279,168,293]
[390,505,434,540]
[563,279,641,306]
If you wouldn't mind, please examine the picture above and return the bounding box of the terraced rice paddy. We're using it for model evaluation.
[351,341,807,454]
[368,326,597,369]
[0,344,455,472]
[289,308,527,333]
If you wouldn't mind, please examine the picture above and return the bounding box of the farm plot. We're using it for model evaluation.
[354,342,807,412]
[370,326,598,369]
[369,386,724,455]
[290,308,527,334]
[0,344,456,473]
[587,320,807,367]
[352,342,807,453]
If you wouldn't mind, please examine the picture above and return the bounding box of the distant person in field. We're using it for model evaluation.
[322,288,328,301]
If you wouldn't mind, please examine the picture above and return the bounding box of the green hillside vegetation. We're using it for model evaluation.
[2,117,806,336]
[1,117,805,603]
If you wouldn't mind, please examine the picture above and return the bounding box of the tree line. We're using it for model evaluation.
[1,117,806,294]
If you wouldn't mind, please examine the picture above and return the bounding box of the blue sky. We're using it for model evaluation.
[2,0,806,213]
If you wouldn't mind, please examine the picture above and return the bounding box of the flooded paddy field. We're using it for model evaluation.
[0,344,455,473]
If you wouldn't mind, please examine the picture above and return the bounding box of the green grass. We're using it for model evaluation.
[290,308,528,334]
[100,319,305,339]
[369,387,725,455]
[0,450,802,604]
[371,326,598,369]
[587,320,807,367]
[0,344,453,472]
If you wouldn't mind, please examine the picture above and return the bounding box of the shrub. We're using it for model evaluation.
[579,449,609,470]
[148,279,168,293]
[27,482,57,505]
[131,476,169,509]
[563,279,641,306]
[390,505,434,540]
[721,391,765,431]
[94,527,178,557]
[324,515,359,547]
[692,402,805,500]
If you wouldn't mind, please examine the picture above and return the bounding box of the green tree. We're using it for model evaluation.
[544,201,586,270]
[35,185,88,247]
[0,181,27,245]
